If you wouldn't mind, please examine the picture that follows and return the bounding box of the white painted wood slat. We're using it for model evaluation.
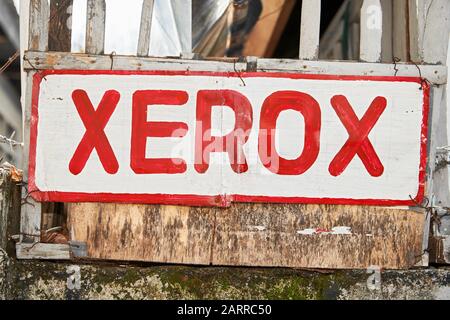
[20,72,42,243]
[137,0,155,57]
[16,243,71,260]
[409,0,450,64]
[21,51,448,85]
[299,0,321,60]
[85,0,106,54]
[360,0,383,62]
[28,0,49,51]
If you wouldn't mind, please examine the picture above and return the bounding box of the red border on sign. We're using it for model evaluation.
[28,70,430,207]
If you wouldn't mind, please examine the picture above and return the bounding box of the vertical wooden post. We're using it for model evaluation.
[380,0,392,62]
[409,0,450,64]
[411,0,450,264]
[20,0,50,243]
[137,0,155,57]
[392,0,409,61]
[360,0,383,62]
[48,0,73,52]
[299,0,321,60]
[28,0,49,51]
[0,168,21,255]
[85,0,106,54]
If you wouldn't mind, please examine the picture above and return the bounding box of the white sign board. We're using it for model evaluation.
[29,70,429,206]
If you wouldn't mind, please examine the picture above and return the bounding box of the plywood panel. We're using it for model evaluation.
[68,203,215,264]
[68,203,425,269]
[212,204,425,269]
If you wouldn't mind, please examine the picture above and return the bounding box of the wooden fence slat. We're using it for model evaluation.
[360,0,382,62]
[409,0,450,64]
[16,243,70,260]
[20,73,42,243]
[137,0,154,57]
[299,0,321,60]
[392,0,409,61]
[48,0,73,52]
[85,0,106,54]
[28,0,50,51]
[380,0,392,62]
[21,0,48,243]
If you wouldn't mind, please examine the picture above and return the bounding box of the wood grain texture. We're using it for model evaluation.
[20,73,41,243]
[68,203,215,264]
[360,0,382,62]
[16,243,70,259]
[28,0,49,51]
[299,0,321,60]
[68,203,425,269]
[21,51,448,85]
[392,0,409,62]
[85,0,106,55]
[137,0,154,57]
[212,203,425,269]
[408,0,450,64]
[0,169,21,255]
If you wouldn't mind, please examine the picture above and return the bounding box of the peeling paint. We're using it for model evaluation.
[248,225,266,232]
[297,226,352,236]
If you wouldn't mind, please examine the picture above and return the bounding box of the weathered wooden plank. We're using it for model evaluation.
[16,243,70,260]
[392,0,409,61]
[20,72,41,244]
[67,203,215,264]
[257,58,447,84]
[28,0,50,51]
[137,0,154,57]
[243,0,295,58]
[360,0,383,62]
[409,0,450,64]
[411,0,450,264]
[22,51,448,84]
[380,0,392,62]
[85,0,106,55]
[428,85,450,265]
[0,168,21,255]
[48,0,73,52]
[299,0,321,60]
[67,203,425,269]
[212,204,425,269]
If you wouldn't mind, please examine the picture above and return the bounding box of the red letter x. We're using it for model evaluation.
[329,95,387,177]
[69,89,120,175]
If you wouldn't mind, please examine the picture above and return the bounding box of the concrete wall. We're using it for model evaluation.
[1,251,450,300]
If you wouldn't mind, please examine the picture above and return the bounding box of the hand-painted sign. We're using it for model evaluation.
[29,70,429,206]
